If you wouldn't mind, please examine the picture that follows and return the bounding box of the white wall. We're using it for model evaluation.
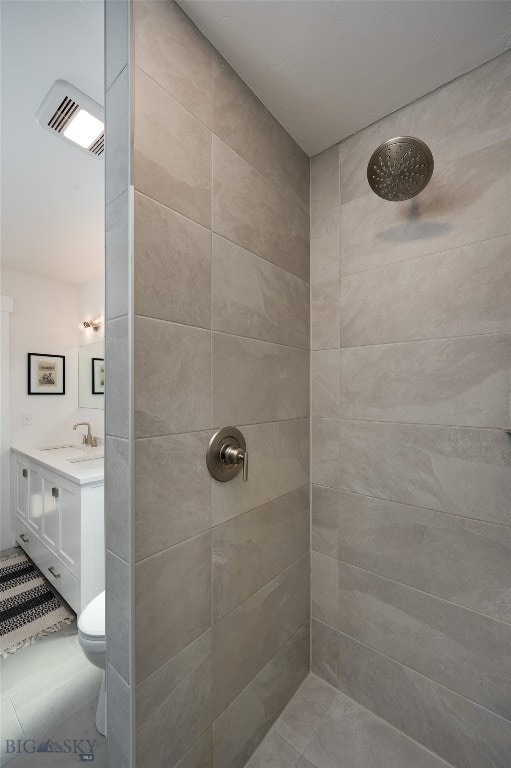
[79,273,105,346]
[78,273,105,437]
[1,268,82,447]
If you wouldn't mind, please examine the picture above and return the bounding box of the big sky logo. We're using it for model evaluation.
[4,739,97,760]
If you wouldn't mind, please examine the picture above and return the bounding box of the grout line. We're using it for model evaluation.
[213,550,308,627]
[134,305,309,350]
[106,184,130,210]
[134,185,310,287]
[338,330,511,350]
[106,63,128,93]
[211,618,310,725]
[334,558,511,628]
[134,416,310,441]
[337,628,511,727]
[339,232,511,279]
[212,485,310,532]
[329,663,457,767]
[313,415,511,432]
[312,482,511,531]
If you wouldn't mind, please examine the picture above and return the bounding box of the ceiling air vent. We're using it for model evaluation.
[36,80,104,160]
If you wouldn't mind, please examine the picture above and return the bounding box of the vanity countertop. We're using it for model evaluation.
[12,444,104,485]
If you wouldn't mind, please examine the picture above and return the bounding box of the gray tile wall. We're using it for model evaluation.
[110,3,312,767]
[105,0,134,766]
[310,51,511,768]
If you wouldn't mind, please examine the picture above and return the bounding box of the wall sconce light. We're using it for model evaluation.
[81,316,103,332]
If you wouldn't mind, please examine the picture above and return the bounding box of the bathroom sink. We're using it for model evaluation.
[67,455,104,464]
[66,456,104,472]
[39,444,86,453]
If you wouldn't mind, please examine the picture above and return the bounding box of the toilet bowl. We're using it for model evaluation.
[78,591,106,736]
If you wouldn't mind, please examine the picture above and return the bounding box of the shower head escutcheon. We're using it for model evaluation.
[367,137,434,201]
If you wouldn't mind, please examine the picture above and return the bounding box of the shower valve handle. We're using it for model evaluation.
[221,445,248,482]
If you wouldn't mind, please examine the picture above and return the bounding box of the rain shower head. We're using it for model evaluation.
[367,137,433,201]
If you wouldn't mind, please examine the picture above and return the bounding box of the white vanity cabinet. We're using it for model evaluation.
[11,449,104,615]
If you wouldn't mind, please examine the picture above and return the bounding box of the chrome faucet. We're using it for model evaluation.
[73,422,98,447]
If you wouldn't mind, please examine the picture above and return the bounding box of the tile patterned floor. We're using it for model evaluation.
[0,571,105,767]
[247,674,453,768]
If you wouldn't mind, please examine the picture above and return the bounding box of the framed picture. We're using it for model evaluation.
[28,353,65,395]
[92,357,105,395]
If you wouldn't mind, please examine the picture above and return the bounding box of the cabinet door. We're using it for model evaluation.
[41,476,59,549]
[15,460,29,519]
[27,468,43,533]
[59,485,80,572]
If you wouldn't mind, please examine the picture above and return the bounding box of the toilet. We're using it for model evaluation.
[78,591,106,736]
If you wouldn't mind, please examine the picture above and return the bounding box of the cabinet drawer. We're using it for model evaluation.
[15,516,33,554]
[14,519,78,613]
[37,545,78,614]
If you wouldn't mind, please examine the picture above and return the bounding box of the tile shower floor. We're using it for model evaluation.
[247,674,453,768]
[0,580,105,767]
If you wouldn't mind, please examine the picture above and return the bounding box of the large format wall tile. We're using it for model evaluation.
[212,53,309,207]
[311,280,340,352]
[340,420,511,525]
[135,432,212,561]
[137,630,211,768]
[212,487,309,622]
[213,138,309,281]
[213,622,309,768]
[340,334,511,427]
[105,0,129,90]
[175,730,212,768]
[310,146,340,241]
[310,147,341,351]
[106,550,131,684]
[212,555,309,718]
[338,633,511,768]
[312,350,341,419]
[311,419,341,489]
[212,419,309,525]
[133,67,212,228]
[105,437,130,563]
[106,189,131,321]
[338,561,511,719]
[339,52,511,206]
[338,492,511,622]
[212,235,309,349]
[212,333,309,425]
[135,531,211,683]
[341,236,511,346]
[311,551,338,629]
[311,484,340,559]
[134,192,211,328]
[134,317,211,438]
[105,316,130,439]
[311,619,338,688]
[134,0,212,127]
[106,66,130,206]
[106,664,131,768]
[341,138,511,276]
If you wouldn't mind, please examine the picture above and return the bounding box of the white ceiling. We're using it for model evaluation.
[178,0,511,156]
[0,0,104,285]
[2,1,510,286]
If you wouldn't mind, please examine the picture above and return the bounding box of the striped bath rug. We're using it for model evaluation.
[0,549,74,658]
